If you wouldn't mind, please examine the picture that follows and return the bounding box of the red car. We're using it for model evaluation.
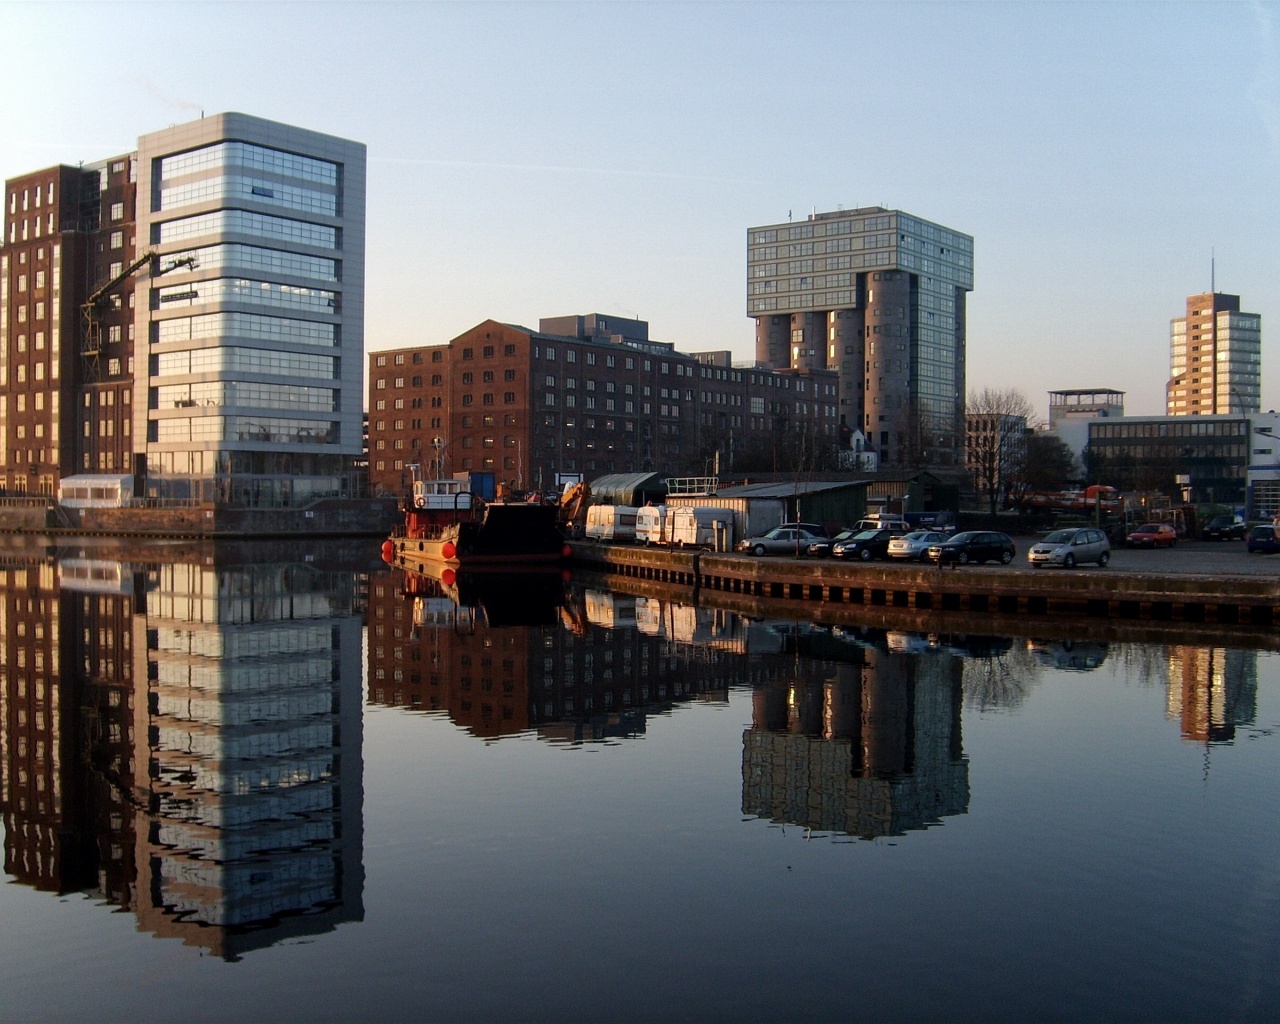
[1126,523,1177,548]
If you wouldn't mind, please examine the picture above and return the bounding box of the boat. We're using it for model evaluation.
[399,559,572,631]
[383,472,571,568]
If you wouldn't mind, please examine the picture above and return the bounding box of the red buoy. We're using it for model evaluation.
[441,541,457,560]
[441,568,457,586]
[561,544,573,559]
[380,540,395,563]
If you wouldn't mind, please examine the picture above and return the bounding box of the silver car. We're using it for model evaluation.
[1027,527,1111,568]
[887,530,950,561]
[737,525,827,556]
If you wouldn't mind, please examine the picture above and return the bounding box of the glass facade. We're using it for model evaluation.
[137,115,364,506]
[747,207,973,467]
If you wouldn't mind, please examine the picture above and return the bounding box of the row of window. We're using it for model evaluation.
[155,276,337,314]
[158,173,337,218]
[155,346,336,379]
[163,242,338,282]
[159,141,339,187]
[156,310,336,348]
[156,208,337,249]
[155,380,337,413]
[153,415,338,445]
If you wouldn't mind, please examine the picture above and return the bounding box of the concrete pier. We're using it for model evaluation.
[572,542,1280,627]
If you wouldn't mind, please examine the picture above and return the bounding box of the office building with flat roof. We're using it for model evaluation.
[747,207,973,469]
[1167,292,1261,416]
[1,113,366,506]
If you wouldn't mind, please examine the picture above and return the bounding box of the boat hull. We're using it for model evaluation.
[389,501,568,567]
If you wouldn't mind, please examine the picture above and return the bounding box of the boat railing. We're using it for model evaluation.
[665,475,718,497]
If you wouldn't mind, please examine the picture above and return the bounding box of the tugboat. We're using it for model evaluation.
[383,469,571,569]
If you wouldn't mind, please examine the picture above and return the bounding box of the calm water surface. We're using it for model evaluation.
[2,540,1278,1022]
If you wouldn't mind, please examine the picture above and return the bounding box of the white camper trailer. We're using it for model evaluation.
[667,506,735,550]
[635,505,669,545]
[585,504,639,542]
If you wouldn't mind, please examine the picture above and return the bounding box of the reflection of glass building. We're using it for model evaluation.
[0,546,363,960]
[1166,647,1258,744]
[743,644,969,839]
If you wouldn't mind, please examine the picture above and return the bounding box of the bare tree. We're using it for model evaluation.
[966,387,1034,512]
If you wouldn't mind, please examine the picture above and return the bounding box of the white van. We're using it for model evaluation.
[585,504,639,542]
[635,505,669,545]
[667,506,735,550]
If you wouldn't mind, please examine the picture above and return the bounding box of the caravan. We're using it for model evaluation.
[667,506,735,550]
[585,505,639,542]
[635,505,669,545]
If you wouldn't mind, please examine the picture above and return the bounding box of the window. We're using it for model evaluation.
[110,202,124,221]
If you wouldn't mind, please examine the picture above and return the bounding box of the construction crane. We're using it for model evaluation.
[81,250,197,369]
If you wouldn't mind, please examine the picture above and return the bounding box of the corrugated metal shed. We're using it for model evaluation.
[588,472,666,506]
[716,479,868,532]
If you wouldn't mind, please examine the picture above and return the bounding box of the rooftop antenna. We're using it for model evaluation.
[787,209,792,222]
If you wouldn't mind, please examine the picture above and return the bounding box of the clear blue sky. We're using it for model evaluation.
[2,1,1276,417]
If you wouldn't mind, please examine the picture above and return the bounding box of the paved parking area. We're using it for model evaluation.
[1016,539,1276,577]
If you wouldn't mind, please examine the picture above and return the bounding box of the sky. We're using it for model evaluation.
[2,0,1277,418]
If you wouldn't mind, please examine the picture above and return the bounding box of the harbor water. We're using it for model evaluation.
[1,539,1278,1022]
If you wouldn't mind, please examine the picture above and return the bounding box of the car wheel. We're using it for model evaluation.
[859,548,873,561]
[958,551,970,565]
[1064,553,1075,569]
[752,544,766,556]
[1098,551,1110,567]
[1000,550,1013,565]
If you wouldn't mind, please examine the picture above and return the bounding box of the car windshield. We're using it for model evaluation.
[1043,530,1076,543]
[831,531,857,541]
[852,530,880,540]
[899,531,931,542]
[1134,526,1157,533]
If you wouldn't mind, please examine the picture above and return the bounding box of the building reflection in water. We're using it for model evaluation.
[0,544,363,960]
[368,568,972,840]
[743,626,971,840]
[367,568,789,742]
[1166,646,1258,744]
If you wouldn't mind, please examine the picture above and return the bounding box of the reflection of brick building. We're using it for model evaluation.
[0,548,364,960]
[367,314,838,496]
[742,646,969,839]
[366,571,794,742]
[1166,646,1257,744]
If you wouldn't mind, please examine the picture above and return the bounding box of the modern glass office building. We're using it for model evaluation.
[747,207,973,468]
[135,114,366,505]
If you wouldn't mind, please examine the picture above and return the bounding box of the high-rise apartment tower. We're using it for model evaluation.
[1167,292,1261,416]
[747,207,973,467]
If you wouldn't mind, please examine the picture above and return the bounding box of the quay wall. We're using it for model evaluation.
[571,542,1280,626]
[0,498,399,538]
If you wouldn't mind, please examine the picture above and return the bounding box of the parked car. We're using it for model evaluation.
[927,531,1016,565]
[849,516,911,534]
[1126,523,1177,548]
[1247,524,1280,553]
[808,529,858,558]
[1202,514,1246,541]
[1027,527,1111,568]
[832,529,894,561]
[887,530,950,561]
[737,524,828,556]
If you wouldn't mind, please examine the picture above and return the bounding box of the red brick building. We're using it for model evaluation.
[368,313,838,496]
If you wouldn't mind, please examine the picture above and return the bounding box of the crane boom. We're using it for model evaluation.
[81,251,197,359]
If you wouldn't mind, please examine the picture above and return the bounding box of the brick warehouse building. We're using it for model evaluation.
[368,313,838,496]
